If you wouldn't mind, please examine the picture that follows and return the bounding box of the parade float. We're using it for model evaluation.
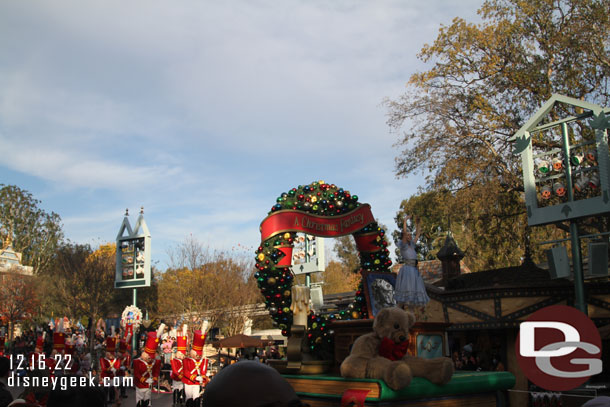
[256,181,515,407]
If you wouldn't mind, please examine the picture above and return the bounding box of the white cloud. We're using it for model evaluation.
[0,0,484,267]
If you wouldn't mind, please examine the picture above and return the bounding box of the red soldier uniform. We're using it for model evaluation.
[100,336,121,405]
[133,356,161,388]
[64,342,78,375]
[28,335,45,371]
[0,336,5,356]
[100,338,121,380]
[170,357,184,382]
[133,325,164,407]
[183,329,209,407]
[117,337,131,399]
[45,331,65,378]
[171,327,187,406]
[118,338,131,375]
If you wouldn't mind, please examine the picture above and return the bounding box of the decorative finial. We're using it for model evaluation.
[140,206,144,215]
[125,208,129,217]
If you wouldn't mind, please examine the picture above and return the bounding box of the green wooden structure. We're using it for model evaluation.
[511,94,610,226]
[511,94,610,314]
[115,207,152,289]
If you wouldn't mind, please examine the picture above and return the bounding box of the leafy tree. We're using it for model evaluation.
[332,236,360,273]
[44,242,117,355]
[385,0,610,270]
[159,236,259,336]
[316,260,361,295]
[333,220,390,272]
[391,191,450,261]
[0,269,39,341]
[0,185,63,274]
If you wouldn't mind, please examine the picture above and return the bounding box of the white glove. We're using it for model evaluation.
[111,368,116,374]
[120,366,126,371]
[146,378,153,384]
[196,376,203,383]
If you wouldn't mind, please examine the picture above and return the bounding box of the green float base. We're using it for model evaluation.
[283,371,515,407]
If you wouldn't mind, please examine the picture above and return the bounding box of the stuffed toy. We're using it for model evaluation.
[340,307,454,390]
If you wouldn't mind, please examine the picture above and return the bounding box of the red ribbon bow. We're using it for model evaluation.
[379,337,409,361]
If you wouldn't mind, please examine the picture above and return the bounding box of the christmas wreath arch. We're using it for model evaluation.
[255,181,393,355]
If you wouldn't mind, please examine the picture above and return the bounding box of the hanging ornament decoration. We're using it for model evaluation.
[585,150,597,163]
[573,176,589,193]
[256,181,393,357]
[537,160,551,174]
[553,182,566,197]
[540,185,552,200]
[121,305,143,339]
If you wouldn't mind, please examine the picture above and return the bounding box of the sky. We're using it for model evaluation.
[0,0,483,269]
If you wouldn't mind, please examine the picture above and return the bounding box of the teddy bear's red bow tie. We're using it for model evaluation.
[379,337,409,361]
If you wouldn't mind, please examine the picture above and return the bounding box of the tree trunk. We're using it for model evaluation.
[88,314,97,370]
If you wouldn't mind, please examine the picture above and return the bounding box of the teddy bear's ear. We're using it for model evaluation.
[405,310,416,328]
[373,307,390,330]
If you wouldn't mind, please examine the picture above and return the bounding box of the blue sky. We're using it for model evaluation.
[0,0,482,269]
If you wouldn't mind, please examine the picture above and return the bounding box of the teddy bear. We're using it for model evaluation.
[340,307,454,390]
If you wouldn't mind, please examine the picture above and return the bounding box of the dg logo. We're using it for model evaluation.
[516,305,603,391]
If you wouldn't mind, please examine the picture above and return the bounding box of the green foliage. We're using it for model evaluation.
[0,185,63,274]
[386,0,610,270]
[333,235,360,272]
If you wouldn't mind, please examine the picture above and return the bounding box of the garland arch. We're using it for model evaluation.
[255,181,393,356]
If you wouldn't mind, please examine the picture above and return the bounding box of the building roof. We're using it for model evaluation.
[0,243,34,275]
[391,260,471,285]
[444,262,568,291]
[436,233,465,260]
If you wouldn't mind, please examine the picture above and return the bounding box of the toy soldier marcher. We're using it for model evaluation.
[183,321,209,407]
[100,334,121,405]
[64,339,79,376]
[29,333,45,370]
[171,326,187,407]
[133,324,164,407]
[118,334,132,399]
[46,327,66,378]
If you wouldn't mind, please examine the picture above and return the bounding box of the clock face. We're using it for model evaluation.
[416,334,443,359]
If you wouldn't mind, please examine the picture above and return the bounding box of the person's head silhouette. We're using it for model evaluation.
[201,361,307,407]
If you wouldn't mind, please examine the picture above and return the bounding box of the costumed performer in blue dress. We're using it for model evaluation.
[394,214,430,311]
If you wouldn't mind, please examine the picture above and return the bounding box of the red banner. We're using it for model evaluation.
[260,204,375,242]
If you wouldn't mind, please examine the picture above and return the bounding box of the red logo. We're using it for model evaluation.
[516,305,602,391]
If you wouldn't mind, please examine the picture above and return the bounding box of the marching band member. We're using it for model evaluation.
[64,338,79,376]
[29,333,45,370]
[118,334,132,399]
[183,321,209,407]
[133,324,164,407]
[100,330,121,405]
[46,323,66,378]
[171,326,188,407]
